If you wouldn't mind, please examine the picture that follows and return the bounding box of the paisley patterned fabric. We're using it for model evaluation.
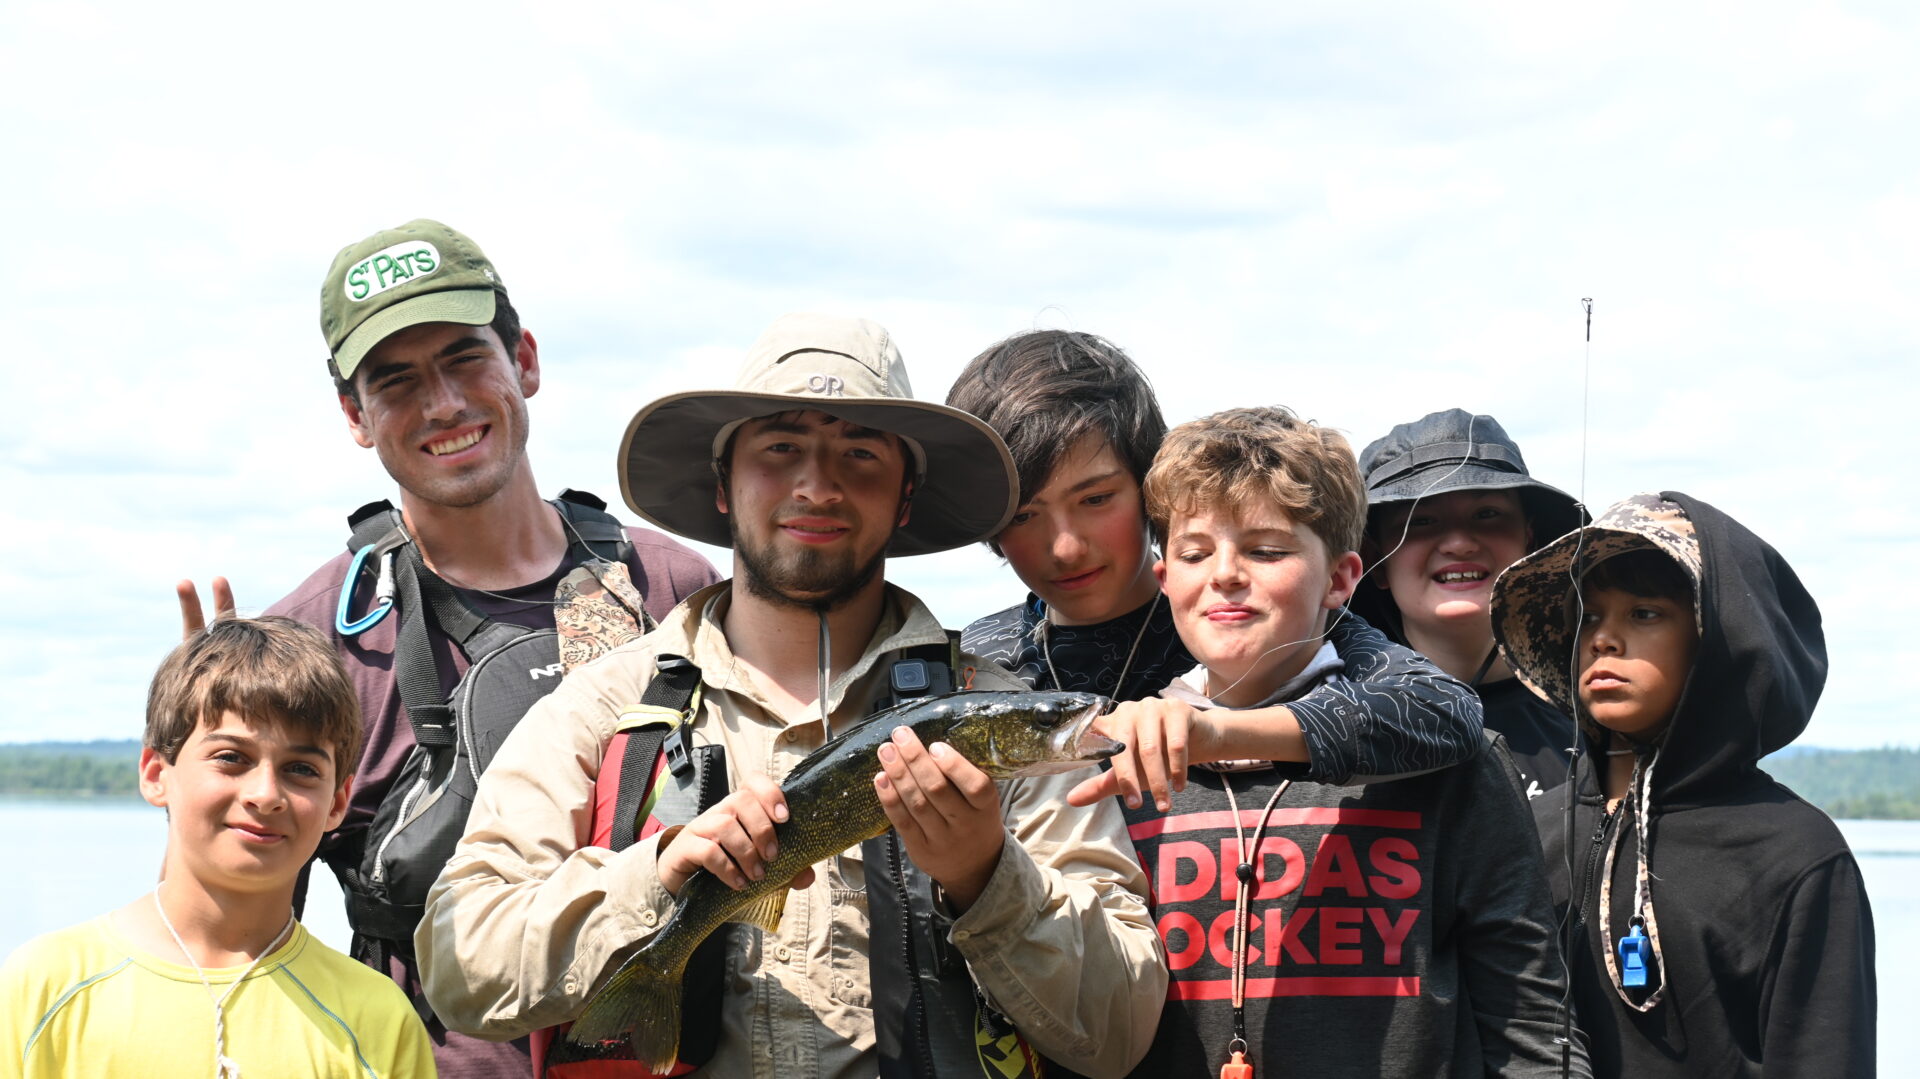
[554,561,653,673]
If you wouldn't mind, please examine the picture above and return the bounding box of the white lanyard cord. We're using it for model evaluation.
[1038,591,1158,700]
[152,886,296,1079]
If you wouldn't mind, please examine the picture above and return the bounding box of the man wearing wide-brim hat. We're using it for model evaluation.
[419,313,1165,1078]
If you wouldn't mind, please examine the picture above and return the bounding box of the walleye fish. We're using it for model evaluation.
[557,689,1119,1072]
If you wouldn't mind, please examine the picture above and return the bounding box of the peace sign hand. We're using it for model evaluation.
[176,577,236,639]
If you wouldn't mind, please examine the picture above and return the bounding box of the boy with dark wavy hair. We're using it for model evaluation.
[947,330,1485,814]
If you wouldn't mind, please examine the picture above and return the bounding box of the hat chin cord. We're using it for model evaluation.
[817,608,833,741]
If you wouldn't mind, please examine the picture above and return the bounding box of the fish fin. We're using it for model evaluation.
[566,951,683,1073]
[726,889,789,933]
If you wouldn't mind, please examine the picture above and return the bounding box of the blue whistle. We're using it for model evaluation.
[1617,922,1651,987]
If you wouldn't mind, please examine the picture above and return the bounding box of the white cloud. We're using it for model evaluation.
[2,0,1913,748]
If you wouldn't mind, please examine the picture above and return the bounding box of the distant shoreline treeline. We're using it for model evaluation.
[0,740,144,798]
[4,740,1920,819]
[1761,746,1920,820]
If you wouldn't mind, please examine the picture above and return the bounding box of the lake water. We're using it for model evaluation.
[3,801,1912,1070]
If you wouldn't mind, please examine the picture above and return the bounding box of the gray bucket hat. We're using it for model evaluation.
[618,312,1018,557]
[1359,409,1584,543]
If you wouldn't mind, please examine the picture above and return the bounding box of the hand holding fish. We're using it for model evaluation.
[1067,698,1216,811]
[560,691,1122,1068]
[176,577,236,639]
[657,774,817,895]
[873,726,1004,912]
[1067,699,1314,810]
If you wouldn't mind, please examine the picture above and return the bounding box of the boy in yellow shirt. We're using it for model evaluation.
[1,617,433,1078]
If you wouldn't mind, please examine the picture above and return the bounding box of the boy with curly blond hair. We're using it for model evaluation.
[1115,406,1583,1078]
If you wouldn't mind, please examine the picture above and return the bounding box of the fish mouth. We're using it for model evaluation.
[1023,695,1122,773]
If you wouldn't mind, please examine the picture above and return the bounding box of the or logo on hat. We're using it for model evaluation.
[344,241,443,303]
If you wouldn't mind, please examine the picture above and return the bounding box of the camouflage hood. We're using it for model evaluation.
[1492,491,1827,804]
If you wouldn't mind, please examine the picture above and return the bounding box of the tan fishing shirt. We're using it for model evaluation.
[418,582,1165,1078]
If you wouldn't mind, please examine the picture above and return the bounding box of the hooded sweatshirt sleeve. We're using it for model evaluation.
[1284,613,1486,784]
[1453,738,1593,1077]
[1760,851,1876,1077]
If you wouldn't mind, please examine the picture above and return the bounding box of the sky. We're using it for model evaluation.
[1,0,1914,749]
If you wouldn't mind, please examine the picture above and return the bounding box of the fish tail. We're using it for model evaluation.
[565,950,684,1073]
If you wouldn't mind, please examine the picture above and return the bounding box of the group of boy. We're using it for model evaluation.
[0,217,1874,1078]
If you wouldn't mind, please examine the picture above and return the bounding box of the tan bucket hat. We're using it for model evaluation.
[618,312,1018,556]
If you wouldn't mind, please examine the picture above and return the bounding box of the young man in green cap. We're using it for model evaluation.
[419,312,1165,1079]
[186,219,719,1077]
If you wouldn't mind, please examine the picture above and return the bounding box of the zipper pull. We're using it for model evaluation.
[1591,802,1621,844]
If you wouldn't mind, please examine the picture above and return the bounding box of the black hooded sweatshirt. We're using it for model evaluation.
[1495,491,1876,1077]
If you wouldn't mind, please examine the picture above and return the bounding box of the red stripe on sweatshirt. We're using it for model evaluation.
[1129,807,1422,841]
[1170,975,1422,1000]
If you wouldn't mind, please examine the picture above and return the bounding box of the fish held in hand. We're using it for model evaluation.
[556,689,1119,1072]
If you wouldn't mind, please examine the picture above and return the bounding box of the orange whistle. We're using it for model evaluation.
[1220,1050,1253,1079]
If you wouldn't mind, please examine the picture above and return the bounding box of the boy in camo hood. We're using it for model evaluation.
[1492,491,1876,1077]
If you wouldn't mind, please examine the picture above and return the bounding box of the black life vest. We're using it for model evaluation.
[328,491,643,1001]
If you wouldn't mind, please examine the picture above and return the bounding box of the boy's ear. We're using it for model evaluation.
[138,746,170,809]
[1152,558,1168,589]
[1323,551,1365,610]
[326,774,354,833]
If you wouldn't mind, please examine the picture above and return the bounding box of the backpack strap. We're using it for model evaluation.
[609,657,704,851]
[351,498,580,749]
[388,552,460,748]
[557,489,635,566]
[378,532,522,749]
[346,499,401,553]
[349,490,627,566]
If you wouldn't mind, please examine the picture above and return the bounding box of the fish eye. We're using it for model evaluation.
[1046,695,1092,727]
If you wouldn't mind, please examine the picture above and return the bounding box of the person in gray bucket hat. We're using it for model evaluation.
[418,312,1166,1078]
[1353,408,1586,799]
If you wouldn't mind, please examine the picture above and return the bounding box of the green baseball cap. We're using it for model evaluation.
[320,218,505,382]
